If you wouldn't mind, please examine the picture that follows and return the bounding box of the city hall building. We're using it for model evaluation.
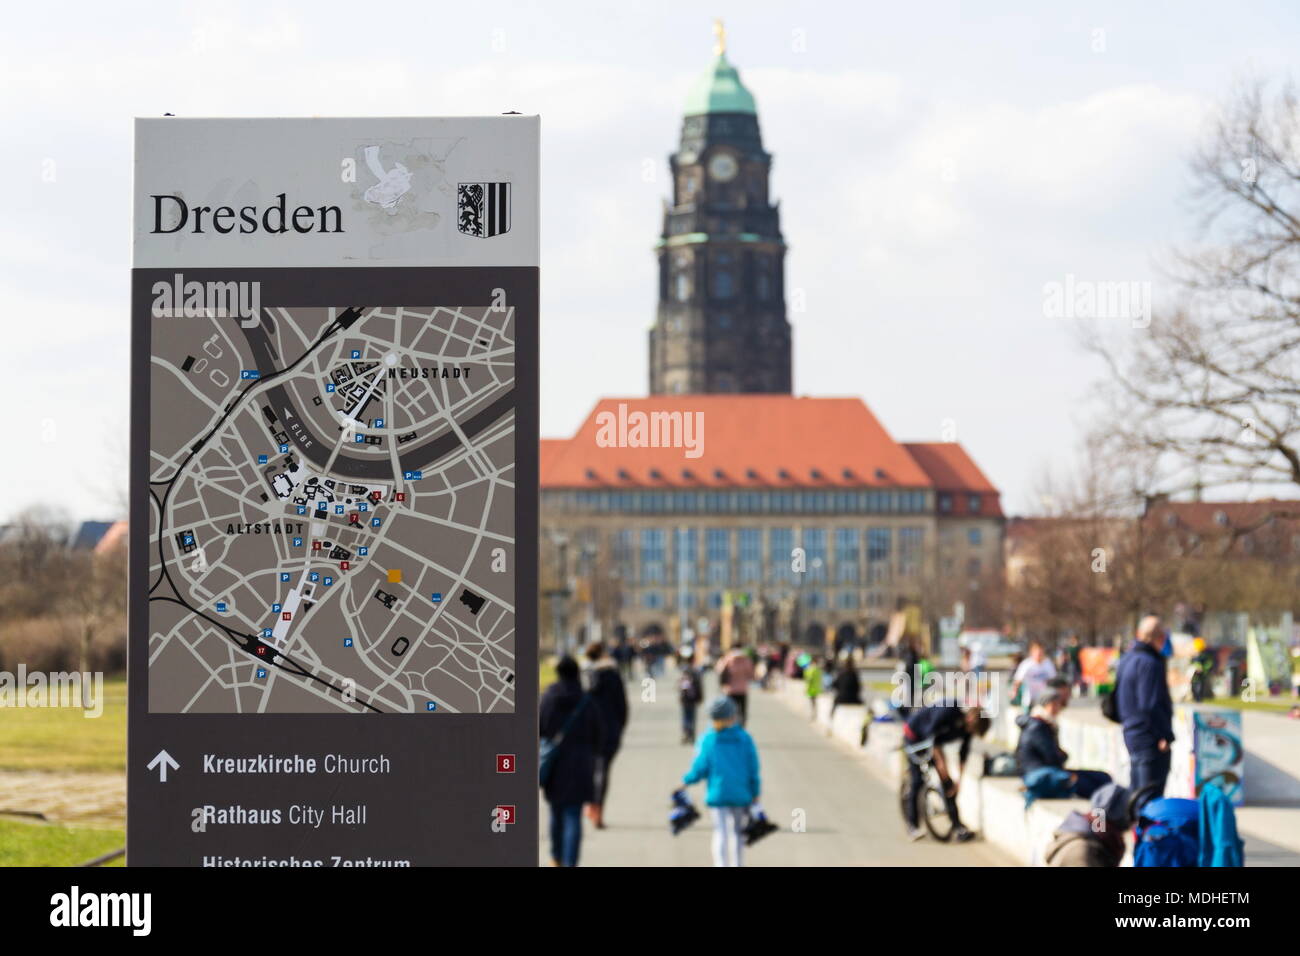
[540,33,1004,647]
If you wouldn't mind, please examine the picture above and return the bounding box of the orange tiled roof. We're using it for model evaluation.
[902,442,1003,517]
[1144,499,1300,533]
[541,396,936,489]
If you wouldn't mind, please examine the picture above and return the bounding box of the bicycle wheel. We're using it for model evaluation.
[922,782,954,842]
[898,777,914,831]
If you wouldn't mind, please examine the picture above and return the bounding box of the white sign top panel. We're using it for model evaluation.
[133,116,539,269]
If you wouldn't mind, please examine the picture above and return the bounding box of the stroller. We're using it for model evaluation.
[1130,783,1244,867]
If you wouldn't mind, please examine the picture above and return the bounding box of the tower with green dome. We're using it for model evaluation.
[649,21,793,395]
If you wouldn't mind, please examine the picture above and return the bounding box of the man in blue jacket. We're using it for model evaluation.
[1116,615,1174,807]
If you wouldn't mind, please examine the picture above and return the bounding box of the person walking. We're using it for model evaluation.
[716,641,756,726]
[1115,615,1174,808]
[679,696,763,867]
[678,654,704,744]
[583,641,627,830]
[803,656,825,720]
[1009,640,1057,709]
[539,655,603,866]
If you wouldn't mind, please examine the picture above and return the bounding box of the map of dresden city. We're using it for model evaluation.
[147,303,517,715]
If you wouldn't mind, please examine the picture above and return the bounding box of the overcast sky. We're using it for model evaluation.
[5,0,1299,522]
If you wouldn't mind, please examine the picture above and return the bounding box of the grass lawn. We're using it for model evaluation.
[0,677,126,772]
[0,818,124,867]
[1204,695,1298,715]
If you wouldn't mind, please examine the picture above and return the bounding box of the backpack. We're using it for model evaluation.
[1133,797,1200,868]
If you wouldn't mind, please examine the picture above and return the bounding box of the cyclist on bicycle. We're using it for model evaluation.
[901,702,990,843]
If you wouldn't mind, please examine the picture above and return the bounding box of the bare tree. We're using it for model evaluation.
[1089,79,1300,500]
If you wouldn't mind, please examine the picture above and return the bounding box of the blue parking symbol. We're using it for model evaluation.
[426,702,437,712]
[292,537,303,547]
[323,576,333,586]
[326,383,336,393]
[262,628,273,638]
[371,517,381,527]
[216,602,227,612]
[354,434,364,443]
[258,454,268,464]
[296,505,306,515]
[279,573,290,582]
[431,592,442,603]
[257,668,267,679]
[335,505,344,514]
[358,546,368,556]
[272,603,282,613]
[280,444,288,453]
[375,418,384,428]
[359,503,368,512]
[309,572,319,582]
[351,349,361,359]
[344,638,353,647]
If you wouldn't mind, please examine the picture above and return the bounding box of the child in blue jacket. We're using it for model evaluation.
[679,696,763,866]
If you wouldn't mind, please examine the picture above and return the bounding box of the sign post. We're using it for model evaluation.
[129,117,538,865]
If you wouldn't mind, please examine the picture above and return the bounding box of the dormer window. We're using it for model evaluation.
[746,468,759,481]
[810,468,824,481]
[584,468,598,481]
[713,468,726,480]
[841,468,854,480]
[617,468,631,481]
[778,468,791,481]
[649,468,663,481]
[875,468,887,480]
[681,468,695,481]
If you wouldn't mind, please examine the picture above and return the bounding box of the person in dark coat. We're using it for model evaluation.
[583,641,627,829]
[829,660,862,719]
[1115,615,1174,809]
[539,655,603,866]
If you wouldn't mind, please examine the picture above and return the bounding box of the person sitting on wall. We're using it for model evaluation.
[1016,690,1113,805]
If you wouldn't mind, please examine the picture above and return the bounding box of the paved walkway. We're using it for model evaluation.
[539,669,1014,866]
[0,771,125,828]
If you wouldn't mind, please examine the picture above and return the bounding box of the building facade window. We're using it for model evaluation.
[769,527,794,583]
[967,527,982,546]
[738,528,762,584]
[834,527,859,583]
[968,494,981,514]
[672,527,698,584]
[712,271,734,298]
[642,590,663,610]
[803,527,827,583]
[706,528,731,586]
[640,529,665,585]
[867,527,891,583]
